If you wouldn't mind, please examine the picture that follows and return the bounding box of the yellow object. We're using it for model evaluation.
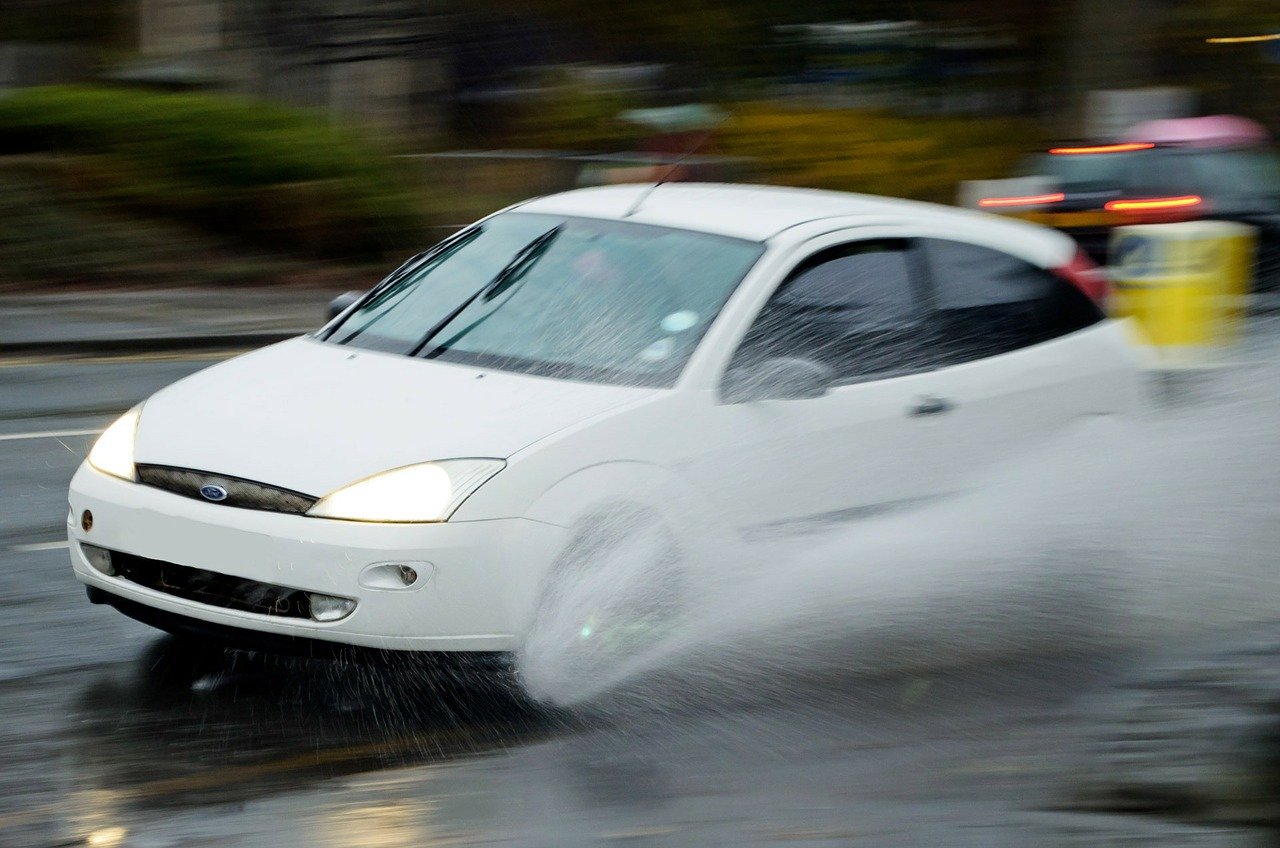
[1108,221,1256,368]
[1206,33,1280,44]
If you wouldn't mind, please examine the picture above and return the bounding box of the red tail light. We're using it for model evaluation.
[1055,248,1108,303]
[1103,195,1202,213]
[979,192,1065,209]
[1049,142,1155,155]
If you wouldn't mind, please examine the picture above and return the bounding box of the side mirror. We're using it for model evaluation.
[721,357,835,404]
[327,290,365,321]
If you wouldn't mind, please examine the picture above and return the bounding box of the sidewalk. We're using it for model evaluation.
[0,287,356,356]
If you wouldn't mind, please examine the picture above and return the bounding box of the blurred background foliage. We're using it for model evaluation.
[0,0,1276,288]
[720,105,1042,204]
[0,168,305,288]
[0,87,426,261]
[505,88,1042,204]
[508,73,638,152]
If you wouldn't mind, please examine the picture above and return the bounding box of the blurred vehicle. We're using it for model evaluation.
[67,184,1141,678]
[979,116,1280,290]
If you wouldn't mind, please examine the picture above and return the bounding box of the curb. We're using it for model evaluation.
[0,330,307,358]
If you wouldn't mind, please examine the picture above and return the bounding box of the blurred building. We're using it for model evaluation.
[773,20,1033,117]
[0,42,93,91]
[125,0,449,138]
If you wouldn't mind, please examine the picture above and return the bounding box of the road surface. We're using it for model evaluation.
[1,347,1276,848]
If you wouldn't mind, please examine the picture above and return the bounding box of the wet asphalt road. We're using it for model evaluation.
[0,352,1275,848]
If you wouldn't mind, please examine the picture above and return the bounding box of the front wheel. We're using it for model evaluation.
[518,510,685,705]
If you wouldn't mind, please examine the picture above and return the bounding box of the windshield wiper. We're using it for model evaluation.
[325,226,483,344]
[408,225,562,358]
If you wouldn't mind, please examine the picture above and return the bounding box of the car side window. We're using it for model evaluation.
[921,239,1102,366]
[730,239,931,384]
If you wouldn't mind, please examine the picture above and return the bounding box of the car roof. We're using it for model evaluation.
[1124,115,1271,149]
[513,182,1067,250]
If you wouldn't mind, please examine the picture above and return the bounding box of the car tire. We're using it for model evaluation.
[517,507,685,704]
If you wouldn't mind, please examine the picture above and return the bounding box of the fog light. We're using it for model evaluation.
[81,510,93,532]
[81,543,115,576]
[307,593,356,622]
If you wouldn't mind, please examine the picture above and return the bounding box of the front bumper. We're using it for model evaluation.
[68,462,566,652]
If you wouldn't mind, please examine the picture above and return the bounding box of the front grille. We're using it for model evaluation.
[136,464,317,515]
[110,550,313,619]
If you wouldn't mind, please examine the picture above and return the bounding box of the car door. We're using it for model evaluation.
[687,237,964,536]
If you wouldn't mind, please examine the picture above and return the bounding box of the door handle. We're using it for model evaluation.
[909,395,953,417]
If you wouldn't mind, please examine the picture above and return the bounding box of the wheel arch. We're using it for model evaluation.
[525,460,723,545]
[509,460,729,637]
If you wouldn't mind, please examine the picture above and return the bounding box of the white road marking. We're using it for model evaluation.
[11,540,69,553]
[0,428,99,442]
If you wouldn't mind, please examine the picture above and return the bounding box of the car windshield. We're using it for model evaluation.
[322,213,764,387]
[1017,152,1142,190]
[1175,148,1280,203]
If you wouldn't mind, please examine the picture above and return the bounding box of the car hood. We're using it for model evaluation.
[134,337,658,496]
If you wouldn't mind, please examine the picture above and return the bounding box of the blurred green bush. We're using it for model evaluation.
[720,103,1044,204]
[0,168,326,288]
[507,93,1042,205]
[0,86,426,258]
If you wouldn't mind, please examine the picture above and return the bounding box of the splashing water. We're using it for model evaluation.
[518,327,1280,709]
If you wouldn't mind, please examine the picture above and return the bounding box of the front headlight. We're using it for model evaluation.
[88,408,141,482]
[307,459,505,523]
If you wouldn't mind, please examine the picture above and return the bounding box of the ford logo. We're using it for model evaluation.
[199,484,229,502]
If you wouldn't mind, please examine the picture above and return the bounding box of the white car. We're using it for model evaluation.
[68,183,1140,672]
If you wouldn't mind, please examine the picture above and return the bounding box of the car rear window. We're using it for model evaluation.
[1185,149,1280,202]
[1018,152,1141,189]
